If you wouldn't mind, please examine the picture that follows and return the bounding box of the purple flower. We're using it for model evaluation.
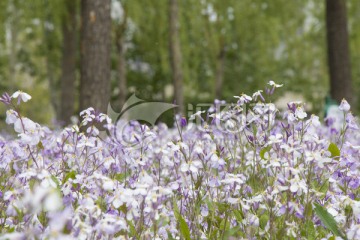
[0,92,11,105]
[180,116,187,127]
[252,90,265,102]
[346,112,359,130]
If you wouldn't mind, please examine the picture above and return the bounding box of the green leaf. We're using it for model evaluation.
[10,162,15,175]
[118,204,127,214]
[38,211,47,226]
[114,173,126,182]
[302,220,316,240]
[214,216,222,228]
[337,184,347,194]
[29,178,37,191]
[216,202,229,213]
[206,199,215,212]
[220,218,230,231]
[167,231,176,240]
[314,203,347,239]
[259,214,269,229]
[37,141,44,150]
[177,214,191,240]
[195,175,203,190]
[304,203,313,219]
[209,229,218,239]
[62,170,77,184]
[13,205,24,222]
[260,146,272,160]
[233,209,243,223]
[127,220,137,237]
[318,181,329,193]
[96,197,107,212]
[114,230,127,237]
[51,175,61,188]
[328,142,340,158]
[173,199,191,240]
[223,226,242,238]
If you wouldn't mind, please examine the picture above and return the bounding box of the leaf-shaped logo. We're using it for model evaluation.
[107,94,177,149]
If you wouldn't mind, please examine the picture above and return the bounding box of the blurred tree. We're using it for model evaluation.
[326,0,352,104]
[169,0,184,114]
[1,0,360,127]
[124,0,171,110]
[8,0,18,92]
[60,0,78,125]
[80,0,111,113]
[204,0,231,99]
[215,41,226,99]
[43,0,61,120]
[348,0,360,109]
[114,0,127,109]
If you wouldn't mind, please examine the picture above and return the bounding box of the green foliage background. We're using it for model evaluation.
[0,0,359,126]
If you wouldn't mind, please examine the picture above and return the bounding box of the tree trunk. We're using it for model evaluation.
[169,0,184,114]
[326,0,352,104]
[8,0,18,92]
[60,0,77,125]
[215,44,225,99]
[80,0,111,114]
[44,0,59,120]
[117,35,127,110]
[115,14,127,110]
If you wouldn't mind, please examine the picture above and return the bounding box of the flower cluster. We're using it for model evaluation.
[0,83,359,239]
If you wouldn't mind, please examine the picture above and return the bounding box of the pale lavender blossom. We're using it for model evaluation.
[339,99,350,112]
[11,90,32,104]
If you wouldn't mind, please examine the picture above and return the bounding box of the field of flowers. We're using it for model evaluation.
[0,82,360,239]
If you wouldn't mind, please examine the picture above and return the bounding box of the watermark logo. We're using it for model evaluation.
[107,94,177,149]
[106,95,274,149]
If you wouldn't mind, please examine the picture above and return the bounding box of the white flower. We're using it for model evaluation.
[200,206,209,217]
[308,115,321,127]
[347,224,360,240]
[103,180,115,191]
[339,99,350,112]
[180,160,202,173]
[80,107,95,117]
[244,213,259,226]
[286,112,297,124]
[5,109,18,124]
[0,233,26,240]
[4,191,14,201]
[21,183,62,214]
[11,90,32,103]
[295,107,307,119]
[268,80,283,88]
[99,113,111,124]
[221,174,246,185]
[103,156,116,169]
[252,90,264,101]
[267,133,283,145]
[285,221,298,237]
[189,110,205,120]
[112,188,134,208]
[14,117,37,133]
[327,207,339,217]
[234,94,252,104]
[351,200,360,216]
[44,189,62,212]
[288,175,307,195]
